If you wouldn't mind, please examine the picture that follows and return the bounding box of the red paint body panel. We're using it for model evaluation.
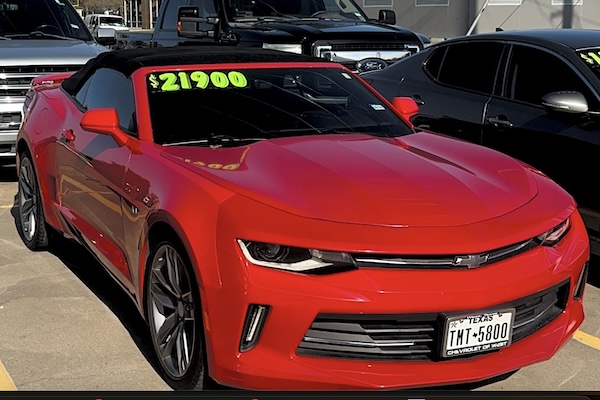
[17,59,589,390]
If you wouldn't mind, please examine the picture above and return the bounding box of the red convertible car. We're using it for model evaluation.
[16,46,589,390]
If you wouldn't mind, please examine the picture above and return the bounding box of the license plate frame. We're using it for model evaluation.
[441,308,516,358]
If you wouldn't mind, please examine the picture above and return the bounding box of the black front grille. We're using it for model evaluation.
[330,43,418,52]
[352,238,539,270]
[297,280,569,361]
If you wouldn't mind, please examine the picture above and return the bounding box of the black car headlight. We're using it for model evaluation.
[237,239,355,273]
[536,218,571,246]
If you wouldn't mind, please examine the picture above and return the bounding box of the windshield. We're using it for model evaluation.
[0,0,92,40]
[146,67,412,146]
[577,48,600,80]
[227,0,367,22]
[100,16,125,27]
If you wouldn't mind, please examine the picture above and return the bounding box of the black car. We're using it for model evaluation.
[362,29,600,255]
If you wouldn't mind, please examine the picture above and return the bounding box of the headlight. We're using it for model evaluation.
[237,239,355,273]
[536,218,571,246]
[262,43,303,54]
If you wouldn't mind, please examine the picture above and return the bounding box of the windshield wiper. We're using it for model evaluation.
[250,0,299,19]
[5,31,76,41]
[164,135,268,148]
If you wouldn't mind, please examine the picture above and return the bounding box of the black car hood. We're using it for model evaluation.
[235,18,423,44]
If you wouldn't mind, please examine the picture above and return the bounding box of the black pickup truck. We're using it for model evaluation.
[114,0,427,73]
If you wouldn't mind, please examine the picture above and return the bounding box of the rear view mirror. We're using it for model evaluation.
[541,91,588,114]
[378,10,396,25]
[392,97,419,126]
[177,6,220,39]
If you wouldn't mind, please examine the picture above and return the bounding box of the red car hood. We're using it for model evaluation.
[161,133,538,227]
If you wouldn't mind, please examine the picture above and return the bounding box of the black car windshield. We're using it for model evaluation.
[577,48,600,80]
[0,0,92,41]
[227,0,367,21]
[146,67,412,146]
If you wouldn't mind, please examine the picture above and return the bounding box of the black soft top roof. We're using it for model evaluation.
[62,46,324,94]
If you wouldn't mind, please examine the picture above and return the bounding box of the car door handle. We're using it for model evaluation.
[60,129,76,143]
[487,116,514,128]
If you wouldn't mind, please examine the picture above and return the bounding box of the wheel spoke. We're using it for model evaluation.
[177,322,191,373]
[151,268,179,302]
[158,322,179,363]
[21,198,35,216]
[166,247,183,298]
[175,324,184,375]
[20,174,33,197]
[156,312,178,345]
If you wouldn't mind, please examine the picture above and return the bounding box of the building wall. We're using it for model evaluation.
[360,0,600,40]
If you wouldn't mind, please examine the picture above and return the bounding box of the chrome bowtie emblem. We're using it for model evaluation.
[452,254,489,269]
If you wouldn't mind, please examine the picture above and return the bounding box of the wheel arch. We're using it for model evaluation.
[141,212,217,384]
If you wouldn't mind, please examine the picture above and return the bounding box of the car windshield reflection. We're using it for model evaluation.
[146,67,411,146]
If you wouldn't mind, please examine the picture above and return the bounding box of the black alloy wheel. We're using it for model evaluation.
[146,241,209,390]
[17,152,49,250]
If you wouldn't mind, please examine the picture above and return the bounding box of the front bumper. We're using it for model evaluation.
[199,207,588,390]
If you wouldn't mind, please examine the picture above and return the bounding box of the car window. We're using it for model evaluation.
[75,74,94,105]
[161,0,217,29]
[0,0,92,40]
[79,68,137,135]
[506,45,595,107]
[437,42,504,95]
[423,47,446,80]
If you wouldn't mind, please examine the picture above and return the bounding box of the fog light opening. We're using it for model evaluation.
[240,304,270,352]
[573,261,589,301]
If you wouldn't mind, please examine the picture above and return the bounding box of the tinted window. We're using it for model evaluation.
[161,0,217,29]
[507,45,594,106]
[437,42,504,94]
[424,47,446,80]
[228,0,366,21]
[161,0,189,29]
[81,68,137,134]
[75,75,94,105]
[146,67,413,145]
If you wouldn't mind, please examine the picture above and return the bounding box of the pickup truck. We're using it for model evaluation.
[0,0,109,164]
[114,0,427,73]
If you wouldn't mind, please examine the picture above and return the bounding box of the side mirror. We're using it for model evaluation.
[378,9,396,25]
[177,6,220,39]
[80,108,130,147]
[392,97,419,126]
[541,91,588,114]
[96,27,116,46]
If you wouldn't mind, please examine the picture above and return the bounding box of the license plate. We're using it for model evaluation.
[442,308,515,358]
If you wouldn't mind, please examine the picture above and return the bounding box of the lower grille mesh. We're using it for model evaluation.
[297,280,569,361]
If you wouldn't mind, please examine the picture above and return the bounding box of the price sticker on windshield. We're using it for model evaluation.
[579,51,600,66]
[147,70,249,92]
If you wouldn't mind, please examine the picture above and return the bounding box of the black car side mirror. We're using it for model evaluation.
[378,10,396,25]
[177,6,220,39]
[541,91,588,114]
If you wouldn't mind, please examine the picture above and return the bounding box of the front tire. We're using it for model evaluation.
[146,240,209,390]
[17,151,49,250]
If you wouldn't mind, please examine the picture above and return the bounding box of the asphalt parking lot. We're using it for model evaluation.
[0,165,599,392]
